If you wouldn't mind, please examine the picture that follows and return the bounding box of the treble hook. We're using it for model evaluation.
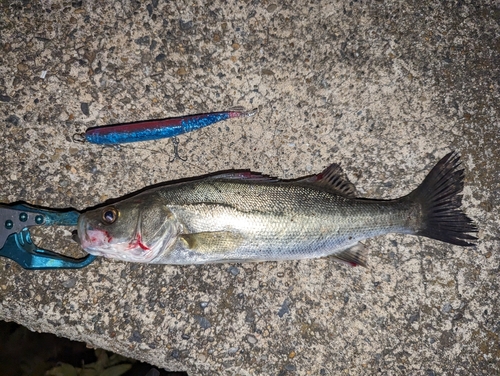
[169,136,187,162]
[72,132,87,143]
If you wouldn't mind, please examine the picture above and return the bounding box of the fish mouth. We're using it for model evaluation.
[75,216,90,248]
[75,216,158,262]
[73,228,108,257]
[75,217,110,256]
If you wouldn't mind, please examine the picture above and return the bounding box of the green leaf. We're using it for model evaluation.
[79,368,99,376]
[45,363,78,376]
[100,364,133,376]
[106,353,134,367]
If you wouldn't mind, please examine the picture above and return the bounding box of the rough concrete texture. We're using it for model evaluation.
[0,0,499,374]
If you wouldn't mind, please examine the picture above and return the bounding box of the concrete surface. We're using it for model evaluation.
[1,0,499,374]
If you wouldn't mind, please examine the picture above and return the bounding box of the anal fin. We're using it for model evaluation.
[331,243,368,267]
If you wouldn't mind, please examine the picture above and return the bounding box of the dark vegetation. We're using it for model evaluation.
[0,321,187,376]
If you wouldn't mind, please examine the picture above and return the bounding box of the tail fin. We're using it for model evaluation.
[409,152,477,246]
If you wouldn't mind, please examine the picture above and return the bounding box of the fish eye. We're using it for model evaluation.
[101,207,118,224]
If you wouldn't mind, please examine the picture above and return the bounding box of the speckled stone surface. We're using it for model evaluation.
[1,1,499,374]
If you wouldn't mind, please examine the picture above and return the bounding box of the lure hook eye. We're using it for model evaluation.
[101,207,118,224]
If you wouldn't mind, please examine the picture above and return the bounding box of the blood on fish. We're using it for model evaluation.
[137,239,149,251]
[89,230,112,244]
[129,234,150,251]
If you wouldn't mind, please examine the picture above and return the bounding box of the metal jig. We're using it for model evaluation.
[81,107,258,145]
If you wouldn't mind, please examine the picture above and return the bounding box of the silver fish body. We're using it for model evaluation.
[77,152,477,266]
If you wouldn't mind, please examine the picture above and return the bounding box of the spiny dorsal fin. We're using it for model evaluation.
[208,171,278,183]
[299,163,356,197]
[208,165,356,197]
[331,243,367,267]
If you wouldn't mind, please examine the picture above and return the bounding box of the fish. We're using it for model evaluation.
[76,152,477,266]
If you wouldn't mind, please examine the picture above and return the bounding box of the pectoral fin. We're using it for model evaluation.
[179,231,244,254]
[331,243,367,267]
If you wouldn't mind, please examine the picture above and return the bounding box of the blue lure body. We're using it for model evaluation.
[85,110,253,145]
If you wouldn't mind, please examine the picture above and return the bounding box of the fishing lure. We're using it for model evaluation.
[80,107,256,145]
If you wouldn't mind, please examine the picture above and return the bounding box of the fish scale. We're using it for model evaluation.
[77,152,477,267]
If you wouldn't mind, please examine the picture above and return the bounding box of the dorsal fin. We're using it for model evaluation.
[207,166,356,196]
[299,163,356,197]
[208,171,278,183]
